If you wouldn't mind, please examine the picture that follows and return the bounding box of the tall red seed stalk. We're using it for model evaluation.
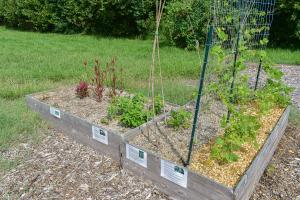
[92,59,106,102]
[110,57,117,97]
[120,66,124,95]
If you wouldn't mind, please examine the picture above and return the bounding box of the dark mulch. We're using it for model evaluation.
[251,123,300,200]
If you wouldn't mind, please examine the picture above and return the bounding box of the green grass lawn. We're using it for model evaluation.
[267,48,300,65]
[0,26,299,159]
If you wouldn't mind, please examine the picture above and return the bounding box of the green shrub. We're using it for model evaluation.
[162,0,210,49]
[269,0,300,48]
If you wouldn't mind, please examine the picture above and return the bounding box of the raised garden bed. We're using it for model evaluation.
[26,87,290,200]
[121,106,290,200]
[26,86,175,162]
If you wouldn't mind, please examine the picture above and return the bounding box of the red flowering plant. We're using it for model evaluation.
[75,60,89,99]
[76,81,89,98]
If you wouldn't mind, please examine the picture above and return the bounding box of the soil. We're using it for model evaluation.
[190,107,284,187]
[34,86,174,135]
[129,98,227,166]
[130,97,284,187]
[250,124,300,200]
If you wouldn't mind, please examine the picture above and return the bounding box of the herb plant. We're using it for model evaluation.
[167,109,192,130]
[106,94,150,128]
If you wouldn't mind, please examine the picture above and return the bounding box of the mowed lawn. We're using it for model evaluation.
[0,26,299,163]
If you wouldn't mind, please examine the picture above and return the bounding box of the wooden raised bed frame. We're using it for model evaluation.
[26,93,290,200]
[26,94,146,162]
[120,107,290,200]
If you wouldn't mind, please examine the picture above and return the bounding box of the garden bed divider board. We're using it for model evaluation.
[26,94,125,162]
[120,106,290,200]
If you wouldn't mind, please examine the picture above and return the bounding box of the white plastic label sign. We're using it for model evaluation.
[126,144,147,168]
[161,159,188,188]
[92,126,108,145]
[50,107,61,118]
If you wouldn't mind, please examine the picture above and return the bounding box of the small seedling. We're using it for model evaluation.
[154,95,163,115]
[100,117,110,125]
[167,109,192,130]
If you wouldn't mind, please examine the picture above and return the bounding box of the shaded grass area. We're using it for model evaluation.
[267,48,300,65]
[0,26,299,160]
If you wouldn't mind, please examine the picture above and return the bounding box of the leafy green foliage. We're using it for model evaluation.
[154,96,163,115]
[167,109,192,130]
[211,112,261,164]
[162,0,210,49]
[0,0,297,47]
[0,0,151,36]
[107,94,150,128]
[269,0,300,48]
[207,27,292,164]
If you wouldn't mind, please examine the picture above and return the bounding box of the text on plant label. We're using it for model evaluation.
[126,144,147,168]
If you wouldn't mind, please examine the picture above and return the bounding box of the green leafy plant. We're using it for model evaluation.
[107,94,150,128]
[154,95,163,115]
[211,112,261,164]
[100,117,109,125]
[207,25,292,164]
[167,109,192,130]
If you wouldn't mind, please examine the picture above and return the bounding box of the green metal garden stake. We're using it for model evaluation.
[254,58,263,90]
[185,25,214,167]
[226,30,241,123]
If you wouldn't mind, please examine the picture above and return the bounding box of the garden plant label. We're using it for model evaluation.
[126,144,147,168]
[161,159,188,188]
[50,107,61,118]
[92,126,108,145]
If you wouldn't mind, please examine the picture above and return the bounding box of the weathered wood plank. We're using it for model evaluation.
[121,143,234,200]
[26,95,123,161]
[234,107,290,200]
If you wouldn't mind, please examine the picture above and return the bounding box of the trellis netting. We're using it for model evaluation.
[129,0,277,168]
[185,0,277,165]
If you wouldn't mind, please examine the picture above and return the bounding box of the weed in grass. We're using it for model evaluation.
[0,156,19,172]
[0,99,44,150]
[266,164,276,176]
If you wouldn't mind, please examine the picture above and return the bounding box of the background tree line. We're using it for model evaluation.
[0,0,298,48]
